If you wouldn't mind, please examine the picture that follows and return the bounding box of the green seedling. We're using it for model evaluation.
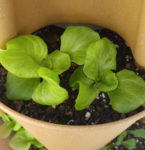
[101,129,145,150]
[69,38,145,113]
[0,26,145,113]
[0,26,100,107]
[0,114,47,150]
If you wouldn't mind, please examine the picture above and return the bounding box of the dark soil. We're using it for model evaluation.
[0,25,144,127]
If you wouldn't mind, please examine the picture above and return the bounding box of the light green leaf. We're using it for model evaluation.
[6,35,48,63]
[116,131,127,145]
[0,122,15,138]
[100,146,110,150]
[75,82,100,110]
[37,67,60,84]
[95,70,118,92]
[32,67,68,105]
[0,49,3,53]
[69,66,94,89]
[0,114,10,123]
[122,139,136,150]
[6,72,40,100]
[60,26,100,65]
[6,115,21,131]
[10,129,34,150]
[0,114,21,133]
[0,35,48,78]
[69,67,99,110]
[100,146,112,150]
[31,139,43,148]
[13,122,21,132]
[42,50,71,74]
[128,129,145,139]
[84,38,117,80]
[39,148,47,150]
[108,70,145,113]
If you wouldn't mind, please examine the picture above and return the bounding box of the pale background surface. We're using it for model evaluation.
[0,119,12,150]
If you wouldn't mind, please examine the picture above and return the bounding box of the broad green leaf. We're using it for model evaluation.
[100,144,113,150]
[108,70,145,113]
[32,68,68,105]
[116,131,127,145]
[10,129,34,150]
[31,139,43,148]
[0,122,15,138]
[0,114,10,123]
[0,49,3,53]
[13,122,21,132]
[6,35,48,63]
[69,66,94,89]
[122,139,136,150]
[128,129,145,138]
[0,35,48,78]
[39,148,47,150]
[60,26,100,65]
[100,146,111,150]
[75,82,100,110]
[84,38,117,80]
[42,50,71,74]
[95,70,118,92]
[6,72,40,100]
[6,115,21,131]
[0,114,21,138]
[37,67,60,84]
[69,67,98,110]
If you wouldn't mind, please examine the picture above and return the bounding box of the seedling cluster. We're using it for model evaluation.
[0,26,145,113]
[0,114,47,150]
[101,129,145,150]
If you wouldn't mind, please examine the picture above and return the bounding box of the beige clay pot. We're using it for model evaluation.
[0,0,145,150]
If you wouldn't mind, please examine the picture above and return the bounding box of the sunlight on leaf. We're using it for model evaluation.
[0,35,48,78]
[32,67,68,105]
[108,70,145,113]
[61,26,100,65]
[84,38,117,80]
[42,50,71,74]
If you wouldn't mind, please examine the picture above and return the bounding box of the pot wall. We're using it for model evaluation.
[0,0,17,48]
[0,0,145,66]
[0,103,145,150]
[0,0,145,150]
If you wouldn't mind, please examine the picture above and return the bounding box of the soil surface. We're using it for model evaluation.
[0,25,144,127]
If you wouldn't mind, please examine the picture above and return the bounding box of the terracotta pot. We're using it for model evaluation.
[0,0,145,150]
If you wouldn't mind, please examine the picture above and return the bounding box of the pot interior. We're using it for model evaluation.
[1,0,145,66]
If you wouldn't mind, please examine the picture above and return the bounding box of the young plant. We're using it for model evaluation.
[0,113,21,139]
[69,37,145,113]
[0,113,47,150]
[0,26,100,106]
[0,25,145,113]
[101,128,145,150]
[0,35,69,105]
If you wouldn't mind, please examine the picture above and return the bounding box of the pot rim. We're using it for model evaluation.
[0,101,145,129]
